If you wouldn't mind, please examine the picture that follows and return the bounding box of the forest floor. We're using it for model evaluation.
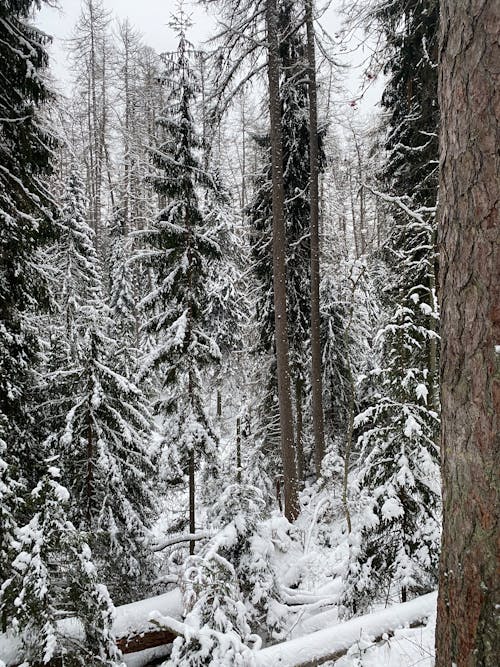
[149,445,436,664]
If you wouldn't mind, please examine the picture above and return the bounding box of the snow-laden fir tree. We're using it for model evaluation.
[339,301,440,615]
[168,551,255,667]
[0,465,123,666]
[56,322,156,603]
[338,0,441,615]
[56,167,102,357]
[43,170,156,603]
[137,11,224,547]
[167,483,280,665]
[107,208,139,376]
[0,0,57,478]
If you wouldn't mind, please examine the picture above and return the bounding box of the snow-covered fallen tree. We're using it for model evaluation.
[0,589,183,666]
[254,592,436,667]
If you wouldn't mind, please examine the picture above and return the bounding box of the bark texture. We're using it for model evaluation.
[265,0,300,521]
[436,1,499,664]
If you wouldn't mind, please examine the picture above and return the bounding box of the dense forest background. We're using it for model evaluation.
[0,0,497,666]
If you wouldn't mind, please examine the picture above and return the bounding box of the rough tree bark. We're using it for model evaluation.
[305,0,326,477]
[435,1,499,664]
[265,0,300,522]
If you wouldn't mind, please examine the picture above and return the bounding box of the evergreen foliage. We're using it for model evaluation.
[340,0,441,613]
[0,465,122,665]
[55,321,156,603]
[42,169,156,603]
[0,0,57,469]
[107,210,139,375]
[56,168,102,355]
[137,14,222,499]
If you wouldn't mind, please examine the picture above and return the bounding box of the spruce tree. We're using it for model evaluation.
[340,0,441,614]
[0,0,57,474]
[57,322,156,603]
[137,12,223,552]
[0,0,58,639]
[107,209,139,376]
[44,170,156,603]
[57,168,102,356]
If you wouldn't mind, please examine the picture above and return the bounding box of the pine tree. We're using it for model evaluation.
[0,465,122,666]
[137,11,223,553]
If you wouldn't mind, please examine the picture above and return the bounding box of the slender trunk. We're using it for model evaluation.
[265,0,299,522]
[295,377,304,485]
[188,450,195,556]
[236,417,242,483]
[186,203,196,555]
[86,411,93,529]
[305,0,325,477]
[348,168,360,259]
[435,1,499,664]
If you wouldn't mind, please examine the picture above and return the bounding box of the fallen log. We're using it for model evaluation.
[117,628,179,654]
[1,589,183,666]
[254,591,437,667]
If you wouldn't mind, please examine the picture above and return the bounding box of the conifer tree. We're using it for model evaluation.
[247,0,320,487]
[0,431,18,633]
[107,210,139,375]
[57,168,102,356]
[0,0,57,475]
[0,466,122,666]
[44,170,155,603]
[137,11,223,553]
[340,0,441,613]
[57,322,156,603]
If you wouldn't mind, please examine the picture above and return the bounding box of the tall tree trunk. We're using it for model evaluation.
[305,0,325,477]
[435,1,499,664]
[265,0,299,522]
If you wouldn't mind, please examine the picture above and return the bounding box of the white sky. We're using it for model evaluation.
[36,0,383,116]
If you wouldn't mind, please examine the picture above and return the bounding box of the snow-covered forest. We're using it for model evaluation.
[0,1,498,666]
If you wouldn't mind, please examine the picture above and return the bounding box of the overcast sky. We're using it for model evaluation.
[36,0,383,115]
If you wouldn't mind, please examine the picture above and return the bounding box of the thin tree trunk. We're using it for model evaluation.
[86,412,93,529]
[305,0,325,478]
[435,1,499,664]
[188,450,195,556]
[295,377,304,485]
[265,0,299,522]
[236,417,242,483]
[216,389,222,418]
